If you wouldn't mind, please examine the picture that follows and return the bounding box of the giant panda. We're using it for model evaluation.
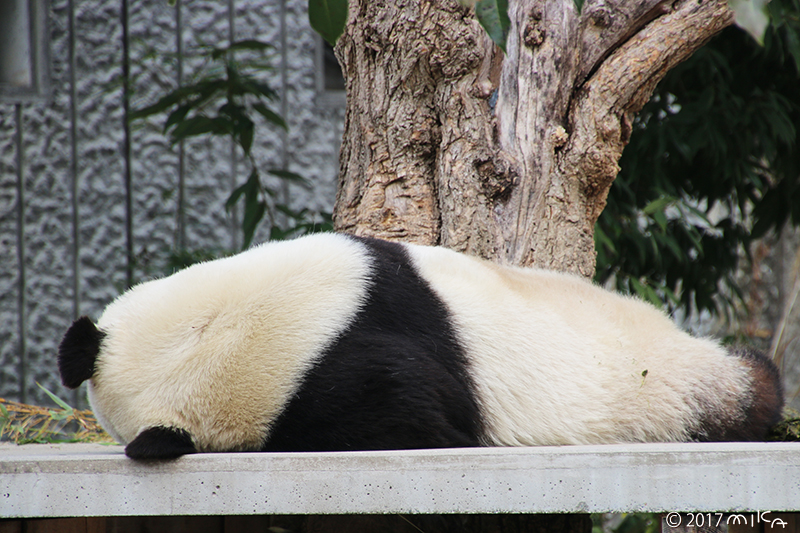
[58,232,783,460]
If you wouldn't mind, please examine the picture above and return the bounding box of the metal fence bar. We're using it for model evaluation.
[175,0,186,251]
[228,0,239,250]
[14,103,27,405]
[121,0,133,289]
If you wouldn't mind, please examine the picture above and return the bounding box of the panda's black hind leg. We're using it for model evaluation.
[731,346,784,440]
[125,426,197,460]
[691,347,784,442]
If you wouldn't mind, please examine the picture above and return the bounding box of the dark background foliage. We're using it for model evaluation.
[596,0,800,320]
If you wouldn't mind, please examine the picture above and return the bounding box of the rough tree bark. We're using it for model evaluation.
[334,0,734,277]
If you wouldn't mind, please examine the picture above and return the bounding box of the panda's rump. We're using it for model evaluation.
[404,244,762,445]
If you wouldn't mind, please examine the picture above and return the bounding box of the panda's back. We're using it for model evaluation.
[402,242,752,445]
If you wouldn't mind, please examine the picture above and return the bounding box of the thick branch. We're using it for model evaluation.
[564,0,735,233]
[576,0,673,84]
[495,0,734,275]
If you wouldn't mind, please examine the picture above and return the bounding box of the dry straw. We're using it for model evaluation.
[0,384,113,444]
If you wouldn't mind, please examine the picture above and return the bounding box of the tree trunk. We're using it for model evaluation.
[331,0,734,530]
[334,0,733,276]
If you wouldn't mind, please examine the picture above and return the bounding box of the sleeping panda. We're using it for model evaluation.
[58,232,783,459]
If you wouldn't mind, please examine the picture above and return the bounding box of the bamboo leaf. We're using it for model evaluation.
[130,92,185,120]
[210,39,273,61]
[170,115,232,142]
[309,0,348,46]
[242,201,266,249]
[243,80,279,100]
[226,170,260,212]
[239,121,254,156]
[267,168,310,185]
[253,103,288,130]
[226,39,275,54]
[36,383,74,413]
[163,104,193,133]
[642,196,674,215]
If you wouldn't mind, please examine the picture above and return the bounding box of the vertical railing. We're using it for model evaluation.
[227,0,240,250]
[68,0,80,320]
[175,0,186,251]
[120,0,134,290]
[67,0,81,406]
[14,104,28,405]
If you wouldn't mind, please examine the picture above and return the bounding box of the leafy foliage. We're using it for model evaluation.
[131,39,329,251]
[596,0,800,319]
[767,409,800,440]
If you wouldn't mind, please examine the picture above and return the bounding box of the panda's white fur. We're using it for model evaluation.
[407,245,749,445]
[58,232,782,458]
[89,234,372,452]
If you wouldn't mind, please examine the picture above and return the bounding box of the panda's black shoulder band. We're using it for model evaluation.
[58,316,105,389]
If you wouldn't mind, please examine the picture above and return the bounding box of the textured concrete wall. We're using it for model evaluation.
[0,0,344,406]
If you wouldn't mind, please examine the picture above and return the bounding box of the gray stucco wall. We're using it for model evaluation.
[1,0,344,406]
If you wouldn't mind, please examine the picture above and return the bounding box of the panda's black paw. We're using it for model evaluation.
[125,426,197,460]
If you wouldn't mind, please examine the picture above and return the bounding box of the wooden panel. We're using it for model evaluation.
[0,520,23,533]
[107,516,224,533]
[20,518,91,533]
[223,516,272,531]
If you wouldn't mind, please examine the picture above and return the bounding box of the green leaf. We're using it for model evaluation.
[227,170,267,249]
[474,0,510,52]
[163,104,193,133]
[630,278,663,308]
[48,410,69,421]
[36,382,74,413]
[309,0,348,46]
[226,169,260,212]
[594,223,615,254]
[130,80,226,122]
[243,81,279,101]
[662,234,685,261]
[573,0,585,15]
[642,196,674,215]
[651,210,668,232]
[242,201,266,249]
[267,168,310,185]
[253,103,288,130]
[130,92,185,121]
[239,121,254,156]
[729,0,770,44]
[170,115,232,142]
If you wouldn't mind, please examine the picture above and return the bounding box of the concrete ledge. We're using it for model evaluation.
[1,442,799,518]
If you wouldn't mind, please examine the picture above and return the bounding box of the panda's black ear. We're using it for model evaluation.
[58,316,105,389]
[125,427,197,460]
